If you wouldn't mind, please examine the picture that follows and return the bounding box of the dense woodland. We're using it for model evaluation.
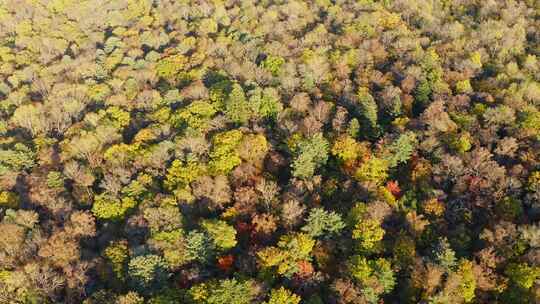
[0,0,539,303]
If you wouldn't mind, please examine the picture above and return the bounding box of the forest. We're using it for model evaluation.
[0,0,539,303]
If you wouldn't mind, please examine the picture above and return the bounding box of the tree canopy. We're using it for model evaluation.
[0,0,539,303]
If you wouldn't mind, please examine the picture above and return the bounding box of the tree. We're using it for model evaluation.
[0,221,32,268]
[483,105,516,126]
[10,104,48,136]
[0,191,19,208]
[164,158,206,191]
[352,218,385,252]
[249,87,283,120]
[348,118,361,138]
[348,256,396,304]
[0,143,36,174]
[188,279,258,304]
[501,262,540,303]
[455,79,473,94]
[38,232,80,269]
[147,288,183,304]
[155,54,187,83]
[148,229,187,268]
[225,83,251,124]
[201,220,237,251]
[66,211,96,238]
[355,157,389,185]
[261,55,285,76]
[415,80,432,110]
[348,203,386,252]
[209,130,243,175]
[184,230,214,264]
[281,199,306,228]
[143,205,183,234]
[116,292,144,304]
[519,106,540,140]
[103,106,131,129]
[505,263,540,290]
[357,87,379,136]
[457,260,476,303]
[383,132,417,168]
[265,287,301,304]
[104,241,129,282]
[432,238,457,270]
[237,134,269,165]
[252,213,278,236]
[448,132,472,154]
[91,195,137,221]
[128,255,169,294]
[258,233,315,278]
[173,100,217,132]
[291,133,329,179]
[331,135,366,163]
[301,208,345,238]
[46,171,64,189]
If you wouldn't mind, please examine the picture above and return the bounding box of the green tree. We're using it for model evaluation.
[457,260,476,303]
[173,100,217,132]
[188,279,257,304]
[455,79,473,94]
[291,133,329,179]
[201,220,237,251]
[184,230,214,264]
[258,233,315,277]
[155,54,187,83]
[383,132,417,168]
[265,287,301,304]
[355,157,389,185]
[149,229,188,268]
[128,255,169,294]
[348,203,385,252]
[432,238,456,270]
[249,87,283,120]
[103,106,131,129]
[357,87,379,136]
[92,195,137,221]
[0,143,35,175]
[352,218,385,252]
[46,171,64,188]
[0,191,19,208]
[415,79,432,108]
[348,118,360,138]
[147,288,183,304]
[301,208,345,238]
[261,55,285,76]
[502,262,540,303]
[165,159,207,191]
[225,83,251,124]
[348,256,396,304]
[209,78,233,110]
[448,132,472,154]
[505,263,540,290]
[519,106,540,140]
[104,241,129,282]
[209,130,243,175]
[331,135,365,163]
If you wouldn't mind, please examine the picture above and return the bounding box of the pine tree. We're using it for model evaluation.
[357,87,379,137]
[301,208,345,238]
[291,133,329,179]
